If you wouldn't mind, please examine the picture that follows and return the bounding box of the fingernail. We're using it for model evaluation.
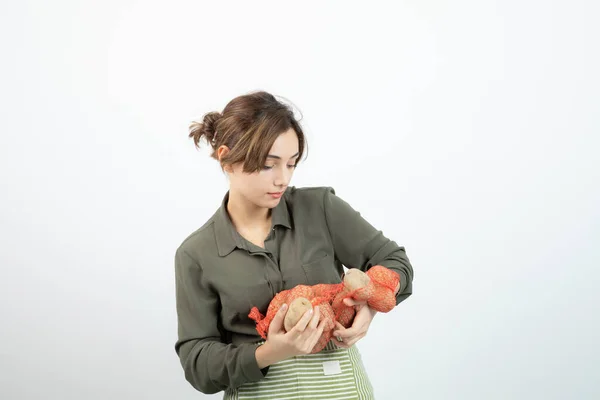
[281,304,287,310]
[309,309,313,314]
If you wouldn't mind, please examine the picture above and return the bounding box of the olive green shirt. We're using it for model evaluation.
[174,186,414,394]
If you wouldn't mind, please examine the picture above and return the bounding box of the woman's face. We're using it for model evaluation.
[226,128,300,209]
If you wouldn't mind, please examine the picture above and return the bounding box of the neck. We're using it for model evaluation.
[226,189,272,230]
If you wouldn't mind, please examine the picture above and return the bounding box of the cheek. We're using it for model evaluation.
[252,173,271,188]
[242,176,269,196]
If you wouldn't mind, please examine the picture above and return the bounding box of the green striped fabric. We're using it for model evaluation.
[223,340,375,400]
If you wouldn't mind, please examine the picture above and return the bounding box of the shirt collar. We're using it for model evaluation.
[214,189,292,257]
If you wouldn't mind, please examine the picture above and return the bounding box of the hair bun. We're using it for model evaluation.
[202,112,222,139]
[189,111,222,148]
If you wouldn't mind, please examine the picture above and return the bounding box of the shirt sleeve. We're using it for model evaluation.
[322,187,414,305]
[174,247,269,394]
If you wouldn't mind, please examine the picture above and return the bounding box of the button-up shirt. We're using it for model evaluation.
[174,185,414,394]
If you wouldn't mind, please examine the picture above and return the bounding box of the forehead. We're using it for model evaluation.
[267,128,299,158]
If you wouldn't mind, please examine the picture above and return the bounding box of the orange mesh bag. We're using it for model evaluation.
[365,265,400,312]
[248,284,341,353]
[330,266,399,328]
[248,265,400,353]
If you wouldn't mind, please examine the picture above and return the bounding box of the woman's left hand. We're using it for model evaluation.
[332,280,400,347]
[332,298,378,348]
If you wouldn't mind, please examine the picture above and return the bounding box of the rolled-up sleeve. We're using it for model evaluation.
[174,247,269,394]
[322,187,414,305]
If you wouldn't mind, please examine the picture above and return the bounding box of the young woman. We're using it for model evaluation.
[174,90,414,399]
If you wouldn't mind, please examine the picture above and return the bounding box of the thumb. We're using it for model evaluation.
[344,298,358,307]
[269,303,288,334]
[344,297,367,307]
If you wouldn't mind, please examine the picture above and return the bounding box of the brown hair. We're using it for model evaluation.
[188,90,308,173]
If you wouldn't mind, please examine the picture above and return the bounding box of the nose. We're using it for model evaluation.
[273,164,293,187]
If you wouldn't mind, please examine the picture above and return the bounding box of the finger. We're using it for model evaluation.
[332,328,347,342]
[317,316,328,331]
[333,335,349,348]
[309,322,326,353]
[346,332,366,347]
[313,316,326,340]
[340,334,359,347]
[309,306,320,329]
[334,322,347,336]
[334,325,360,340]
[269,303,288,333]
[292,307,314,333]
[332,321,347,337]
[344,298,367,307]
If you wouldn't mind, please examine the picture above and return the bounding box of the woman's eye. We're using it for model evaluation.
[262,165,296,170]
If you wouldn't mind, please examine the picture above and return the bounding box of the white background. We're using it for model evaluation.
[1,1,598,399]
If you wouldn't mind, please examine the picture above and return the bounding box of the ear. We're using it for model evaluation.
[217,146,232,172]
[217,145,230,159]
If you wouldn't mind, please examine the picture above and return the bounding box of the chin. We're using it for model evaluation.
[265,195,282,205]
[253,194,276,208]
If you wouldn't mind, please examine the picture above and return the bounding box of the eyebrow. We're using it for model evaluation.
[266,152,300,160]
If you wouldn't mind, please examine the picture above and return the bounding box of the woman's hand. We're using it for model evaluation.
[261,303,327,363]
[332,281,399,348]
[332,298,378,348]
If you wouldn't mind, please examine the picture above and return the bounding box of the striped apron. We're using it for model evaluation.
[223,340,375,400]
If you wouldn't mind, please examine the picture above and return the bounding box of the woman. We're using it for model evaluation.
[174,90,414,399]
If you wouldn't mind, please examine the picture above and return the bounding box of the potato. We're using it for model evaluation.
[284,297,312,331]
[344,268,370,291]
[343,268,374,301]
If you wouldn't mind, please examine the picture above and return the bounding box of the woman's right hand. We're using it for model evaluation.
[264,303,326,362]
